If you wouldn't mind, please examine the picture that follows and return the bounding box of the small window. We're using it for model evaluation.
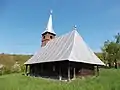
[50,36,53,39]
[43,36,45,39]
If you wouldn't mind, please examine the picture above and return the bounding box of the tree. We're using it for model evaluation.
[115,33,120,44]
[101,40,111,67]
[101,33,120,68]
[107,42,119,68]
[114,33,120,68]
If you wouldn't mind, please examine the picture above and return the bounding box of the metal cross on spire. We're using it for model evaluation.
[73,25,77,30]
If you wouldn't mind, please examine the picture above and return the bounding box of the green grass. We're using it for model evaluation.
[0,69,120,90]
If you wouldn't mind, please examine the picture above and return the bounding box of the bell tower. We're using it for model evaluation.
[41,10,56,47]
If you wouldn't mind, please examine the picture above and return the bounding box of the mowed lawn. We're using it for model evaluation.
[0,69,120,90]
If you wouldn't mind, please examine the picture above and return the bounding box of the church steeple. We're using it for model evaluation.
[41,10,56,47]
[42,10,56,35]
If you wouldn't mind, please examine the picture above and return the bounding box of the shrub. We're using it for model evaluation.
[2,66,12,74]
[11,62,21,73]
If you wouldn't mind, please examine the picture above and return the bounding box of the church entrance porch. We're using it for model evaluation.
[25,61,97,81]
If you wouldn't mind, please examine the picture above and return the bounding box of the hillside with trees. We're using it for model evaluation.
[0,54,32,74]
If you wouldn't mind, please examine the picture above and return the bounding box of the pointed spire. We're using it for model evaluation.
[42,10,56,35]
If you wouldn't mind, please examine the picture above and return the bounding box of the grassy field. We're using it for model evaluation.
[0,69,120,90]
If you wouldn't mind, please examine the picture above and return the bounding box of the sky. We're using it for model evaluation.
[0,0,120,55]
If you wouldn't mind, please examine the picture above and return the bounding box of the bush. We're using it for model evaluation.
[0,70,2,75]
[20,64,25,72]
[0,63,26,75]
[1,66,12,75]
[11,62,21,73]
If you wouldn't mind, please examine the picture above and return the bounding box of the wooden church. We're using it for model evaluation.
[24,11,105,81]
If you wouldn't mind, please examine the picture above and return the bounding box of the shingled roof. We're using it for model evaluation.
[25,30,105,66]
